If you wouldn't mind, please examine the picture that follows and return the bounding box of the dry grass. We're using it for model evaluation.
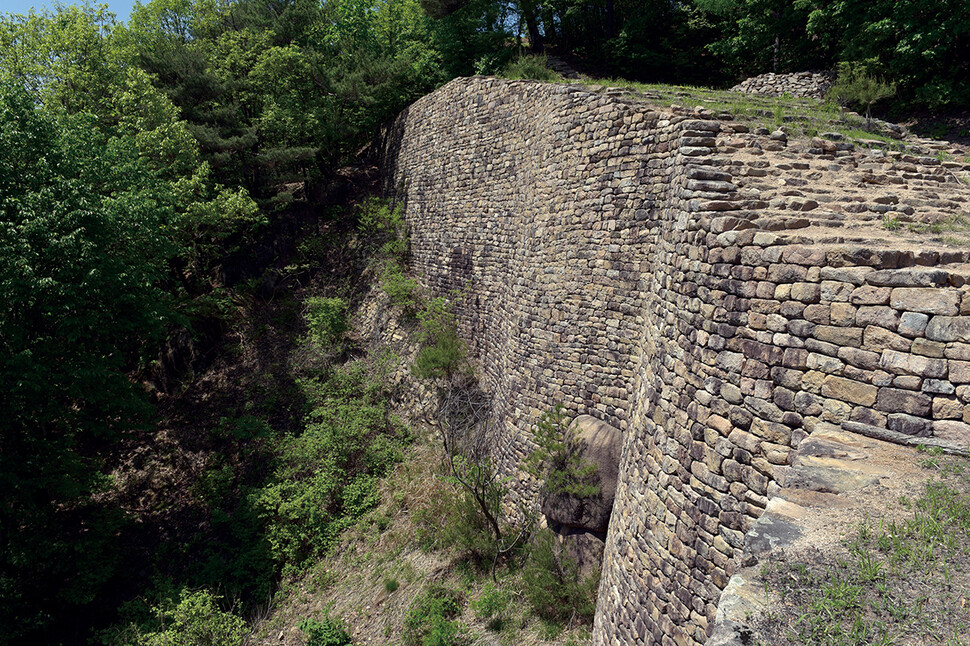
[248,433,593,646]
[755,451,970,646]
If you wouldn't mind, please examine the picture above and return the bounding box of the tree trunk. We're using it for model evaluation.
[522,1,544,53]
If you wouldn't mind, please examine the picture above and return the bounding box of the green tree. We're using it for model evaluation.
[805,0,970,108]
[0,81,175,642]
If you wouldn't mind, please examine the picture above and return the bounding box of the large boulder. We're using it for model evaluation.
[540,415,622,534]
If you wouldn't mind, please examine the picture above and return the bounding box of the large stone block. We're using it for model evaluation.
[874,388,932,416]
[821,375,878,406]
[890,288,961,315]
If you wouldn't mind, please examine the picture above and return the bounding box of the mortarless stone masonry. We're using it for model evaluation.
[378,76,970,645]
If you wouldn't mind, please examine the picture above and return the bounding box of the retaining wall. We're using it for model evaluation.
[379,76,970,645]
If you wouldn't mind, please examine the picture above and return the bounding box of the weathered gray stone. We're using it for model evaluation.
[926,316,970,342]
[887,413,932,437]
[890,288,961,315]
[898,312,929,337]
[874,388,932,416]
[866,268,949,287]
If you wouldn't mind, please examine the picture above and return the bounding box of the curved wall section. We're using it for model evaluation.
[380,76,970,645]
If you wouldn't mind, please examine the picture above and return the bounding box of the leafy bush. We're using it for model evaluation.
[500,55,560,82]
[300,615,352,646]
[523,406,599,498]
[305,297,349,346]
[359,197,409,259]
[828,61,896,129]
[403,586,466,646]
[382,262,420,310]
[412,298,469,380]
[521,528,598,624]
[471,582,511,630]
[414,472,497,559]
[135,589,247,646]
[255,363,408,568]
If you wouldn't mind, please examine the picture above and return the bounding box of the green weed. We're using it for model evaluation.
[403,586,467,646]
[300,614,352,646]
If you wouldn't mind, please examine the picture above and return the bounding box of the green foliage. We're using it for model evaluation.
[524,406,599,498]
[412,298,469,381]
[255,362,408,568]
[359,196,409,258]
[300,614,353,646]
[305,297,349,346]
[403,586,467,646]
[521,528,598,624]
[0,78,180,640]
[828,61,896,128]
[135,589,247,646]
[471,582,511,630]
[500,55,560,82]
[383,263,421,309]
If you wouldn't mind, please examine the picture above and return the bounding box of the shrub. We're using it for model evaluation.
[828,60,896,129]
[382,263,420,309]
[403,586,466,646]
[521,528,598,624]
[500,55,560,82]
[256,363,408,567]
[413,473,496,560]
[524,405,599,498]
[136,589,247,646]
[412,297,469,381]
[300,615,352,646]
[358,196,408,259]
[471,582,511,630]
[305,297,348,346]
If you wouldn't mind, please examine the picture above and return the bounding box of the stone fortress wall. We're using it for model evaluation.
[730,71,835,100]
[379,76,970,645]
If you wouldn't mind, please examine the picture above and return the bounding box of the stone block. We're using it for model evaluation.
[887,413,932,437]
[923,379,956,395]
[863,326,912,352]
[855,306,899,330]
[933,397,964,420]
[821,280,853,302]
[819,266,873,285]
[950,360,970,384]
[874,388,932,416]
[830,302,857,327]
[866,268,949,287]
[945,343,970,361]
[803,304,830,324]
[933,420,970,445]
[911,338,946,358]
[890,288,961,315]
[898,312,929,337]
[815,325,863,347]
[879,349,947,378]
[791,282,821,303]
[821,375,878,406]
[837,347,881,370]
[849,286,891,305]
[926,316,970,343]
[893,375,922,390]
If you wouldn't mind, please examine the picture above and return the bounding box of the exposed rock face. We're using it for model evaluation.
[379,76,970,645]
[541,415,623,534]
[731,71,835,99]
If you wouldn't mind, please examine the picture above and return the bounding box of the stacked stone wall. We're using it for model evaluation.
[730,71,835,99]
[379,76,970,645]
